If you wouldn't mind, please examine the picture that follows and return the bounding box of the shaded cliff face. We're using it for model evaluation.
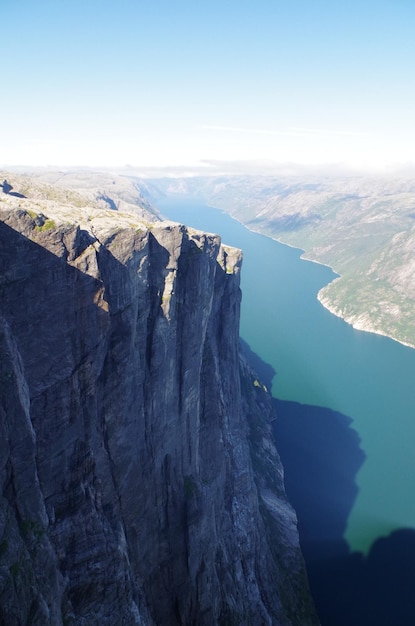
[0,202,317,625]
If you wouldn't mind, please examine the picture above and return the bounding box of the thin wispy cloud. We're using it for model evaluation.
[200,125,370,138]
[289,127,371,137]
[200,125,298,137]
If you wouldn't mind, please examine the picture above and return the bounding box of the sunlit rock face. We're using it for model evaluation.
[0,204,317,625]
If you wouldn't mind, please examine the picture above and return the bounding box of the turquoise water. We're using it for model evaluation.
[158,196,415,554]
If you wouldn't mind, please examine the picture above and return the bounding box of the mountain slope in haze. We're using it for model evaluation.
[146,173,415,348]
[1,168,159,222]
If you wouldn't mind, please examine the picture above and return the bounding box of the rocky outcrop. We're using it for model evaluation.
[0,202,317,625]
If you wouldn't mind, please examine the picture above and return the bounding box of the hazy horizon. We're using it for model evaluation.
[2,0,415,171]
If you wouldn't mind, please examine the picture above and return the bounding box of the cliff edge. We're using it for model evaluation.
[0,191,317,624]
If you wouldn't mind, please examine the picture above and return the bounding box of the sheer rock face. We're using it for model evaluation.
[0,207,317,625]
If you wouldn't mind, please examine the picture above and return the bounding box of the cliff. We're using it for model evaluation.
[0,191,317,624]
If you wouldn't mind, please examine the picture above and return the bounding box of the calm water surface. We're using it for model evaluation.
[159,196,415,555]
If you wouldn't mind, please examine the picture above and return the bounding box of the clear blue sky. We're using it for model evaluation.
[2,0,415,169]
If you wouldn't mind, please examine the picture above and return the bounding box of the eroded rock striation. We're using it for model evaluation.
[0,200,317,625]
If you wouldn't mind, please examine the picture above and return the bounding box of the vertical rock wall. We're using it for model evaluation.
[0,208,317,625]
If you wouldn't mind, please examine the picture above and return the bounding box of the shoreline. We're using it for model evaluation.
[317,290,415,350]
[210,203,415,351]
[164,194,415,351]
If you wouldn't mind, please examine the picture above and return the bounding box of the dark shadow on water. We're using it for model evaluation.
[241,342,415,625]
[273,399,365,559]
[273,398,365,625]
[239,338,276,390]
[311,528,415,626]
[274,400,415,625]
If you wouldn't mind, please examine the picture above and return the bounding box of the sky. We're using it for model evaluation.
[2,0,415,170]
